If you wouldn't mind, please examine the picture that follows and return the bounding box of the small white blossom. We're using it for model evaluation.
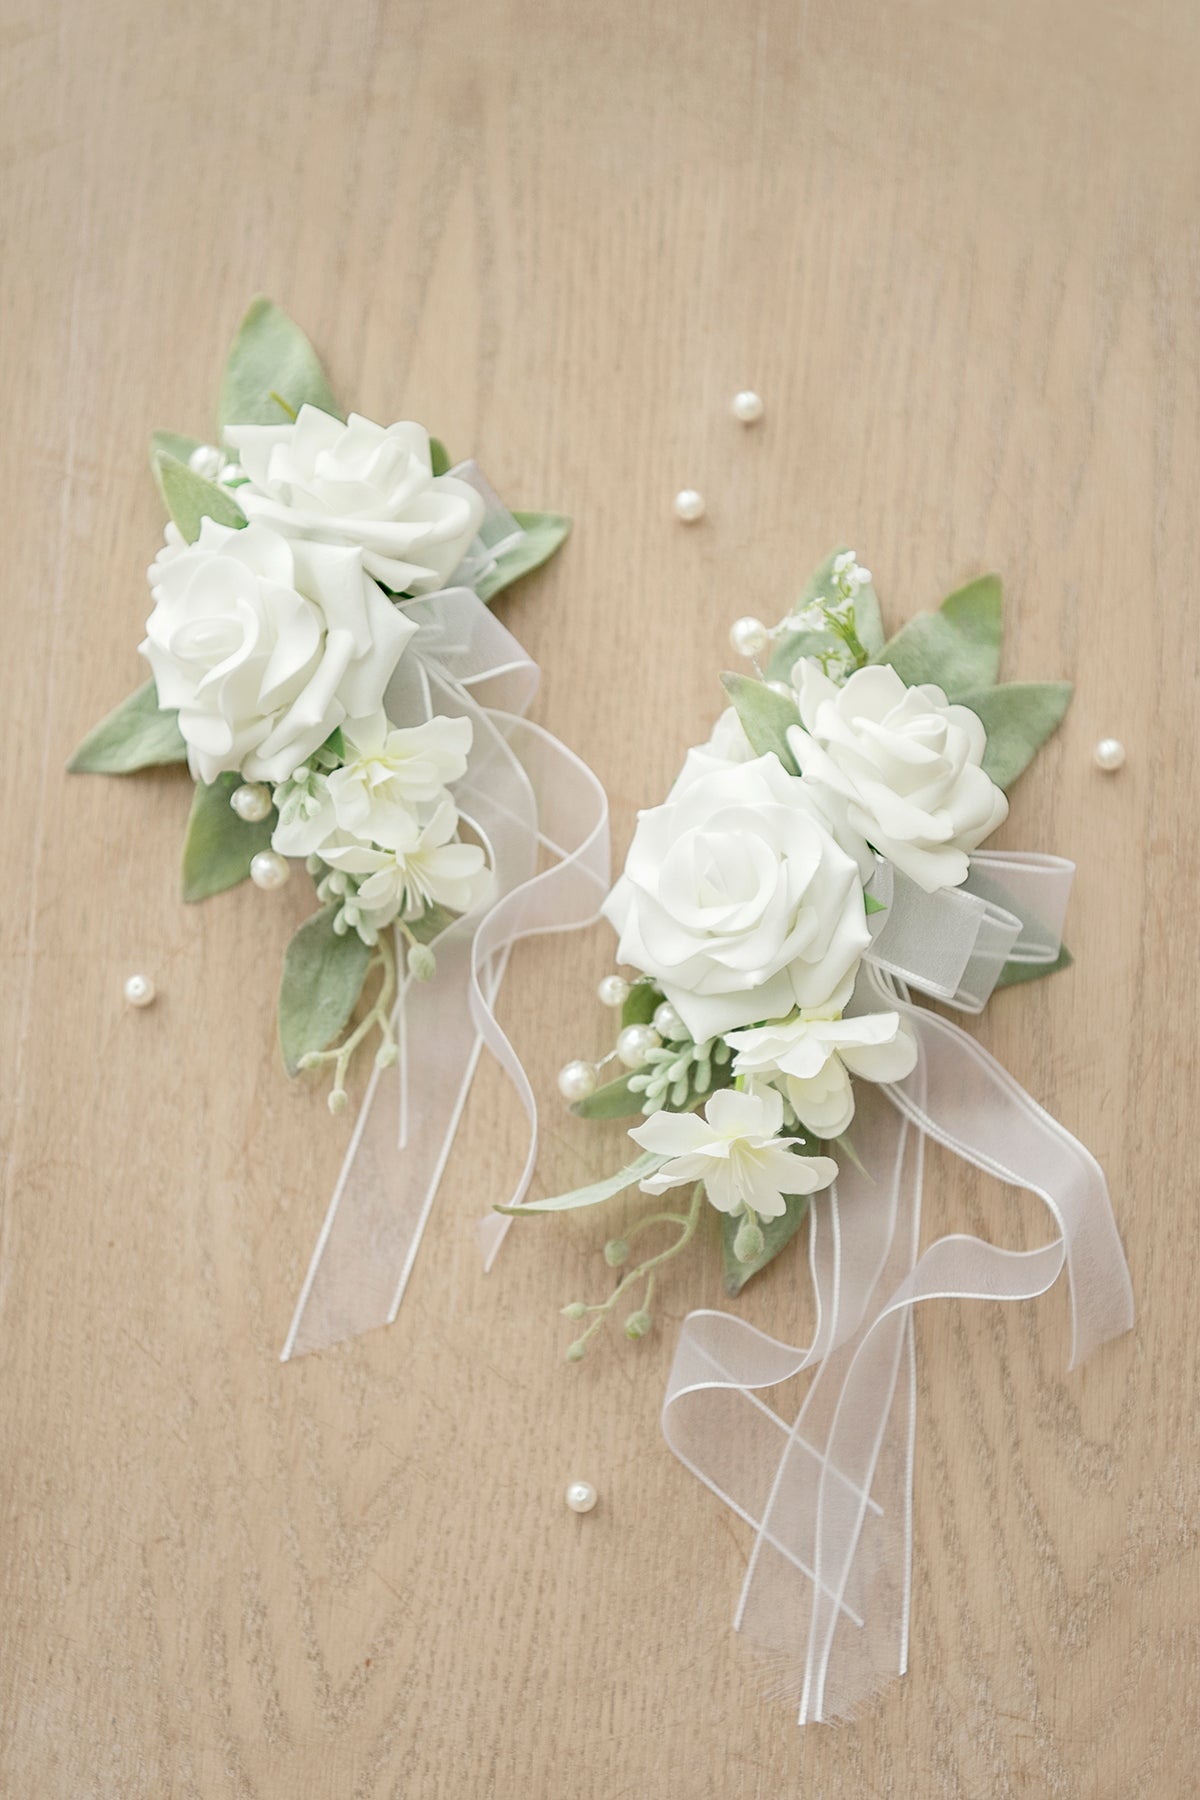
[726,984,918,1138]
[629,1087,837,1221]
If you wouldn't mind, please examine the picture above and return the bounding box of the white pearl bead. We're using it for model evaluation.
[617,1023,661,1069]
[767,680,795,699]
[1093,737,1126,772]
[565,1480,597,1514]
[557,1059,599,1103]
[732,389,764,423]
[673,488,705,523]
[729,615,769,660]
[230,781,273,823]
[187,444,223,480]
[249,850,290,891]
[653,1001,685,1040]
[123,973,156,1008]
[597,974,630,1009]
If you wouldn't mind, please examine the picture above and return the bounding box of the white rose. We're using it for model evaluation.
[224,406,485,594]
[141,519,416,786]
[603,752,870,1040]
[787,660,1009,893]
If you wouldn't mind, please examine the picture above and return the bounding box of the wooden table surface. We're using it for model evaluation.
[4,0,1198,1793]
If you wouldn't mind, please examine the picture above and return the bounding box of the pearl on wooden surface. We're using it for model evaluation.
[1093,737,1126,772]
[230,781,273,823]
[597,974,630,1009]
[729,616,769,660]
[557,1059,599,1104]
[123,973,156,1009]
[732,389,764,423]
[653,1001,685,1040]
[249,849,290,891]
[673,488,706,523]
[565,1480,597,1514]
[617,1022,661,1069]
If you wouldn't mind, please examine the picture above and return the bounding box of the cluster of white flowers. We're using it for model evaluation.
[140,404,492,945]
[601,568,1009,1235]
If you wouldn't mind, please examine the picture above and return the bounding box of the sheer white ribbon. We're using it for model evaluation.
[661,878,1134,1722]
[280,575,610,1359]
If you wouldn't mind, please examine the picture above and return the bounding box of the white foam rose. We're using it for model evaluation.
[787,660,1009,894]
[602,752,871,1040]
[224,406,485,594]
[141,519,416,786]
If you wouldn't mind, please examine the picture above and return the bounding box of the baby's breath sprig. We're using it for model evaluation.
[297,929,399,1113]
[628,1035,734,1114]
[561,1181,706,1360]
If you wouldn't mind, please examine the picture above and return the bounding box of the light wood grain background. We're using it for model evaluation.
[3,0,1198,1793]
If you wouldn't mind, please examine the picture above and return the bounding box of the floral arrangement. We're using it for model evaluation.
[70,298,569,1112]
[510,549,1076,1347]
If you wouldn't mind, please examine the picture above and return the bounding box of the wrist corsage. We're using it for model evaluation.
[501,549,1133,1722]
[72,298,609,1358]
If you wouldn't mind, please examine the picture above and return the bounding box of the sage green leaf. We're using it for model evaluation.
[621,980,662,1029]
[407,901,459,946]
[149,428,204,491]
[995,942,1073,989]
[722,1194,810,1296]
[181,772,276,902]
[217,296,341,433]
[495,1150,666,1215]
[278,904,372,1076]
[958,681,1073,790]
[873,573,1002,699]
[68,679,187,774]
[429,436,451,477]
[156,450,246,543]
[570,1073,644,1120]
[766,627,840,682]
[474,512,571,604]
[720,672,801,774]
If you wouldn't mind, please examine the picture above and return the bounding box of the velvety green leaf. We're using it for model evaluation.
[278,905,373,1076]
[407,902,459,946]
[181,773,276,902]
[217,296,341,433]
[68,679,187,774]
[995,942,1073,989]
[570,1073,644,1120]
[148,428,204,490]
[959,681,1073,790]
[495,1151,666,1215]
[722,1194,810,1296]
[429,436,452,477]
[156,450,246,544]
[475,511,571,604]
[720,672,801,774]
[873,573,1002,699]
[621,981,662,1029]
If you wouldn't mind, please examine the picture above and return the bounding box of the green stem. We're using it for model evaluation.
[568,1183,705,1354]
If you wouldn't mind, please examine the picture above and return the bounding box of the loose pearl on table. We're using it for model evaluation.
[230,781,273,823]
[557,1059,599,1103]
[653,1001,685,1040]
[617,1022,661,1069]
[565,1480,597,1514]
[673,488,706,523]
[732,389,764,424]
[1093,737,1126,772]
[597,973,630,1009]
[249,849,290,891]
[123,973,156,1008]
[729,615,769,660]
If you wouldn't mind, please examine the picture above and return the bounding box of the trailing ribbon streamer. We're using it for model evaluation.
[281,588,610,1359]
[660,954,1133,1722]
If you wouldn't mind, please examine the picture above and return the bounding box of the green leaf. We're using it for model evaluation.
[407,902,459,946]
[217,296,341,433]
[149,428,204,484]
[155,450,246,543]
[475,512,572,605]
[863,891,888,915]
[621,981,662,1029]
[495,1151,666,1215]
[958,681,1073,790]
[429,436,452,477]
[570,1073,644,1120]
[68,679,187,774]
[722,1194,810,1296]
[720,672,801,774]
[873,573,1002,699]
[766,627,840,682]
[181,773,276,902]
[995,942,1073,989]
[278,905,372,1076]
